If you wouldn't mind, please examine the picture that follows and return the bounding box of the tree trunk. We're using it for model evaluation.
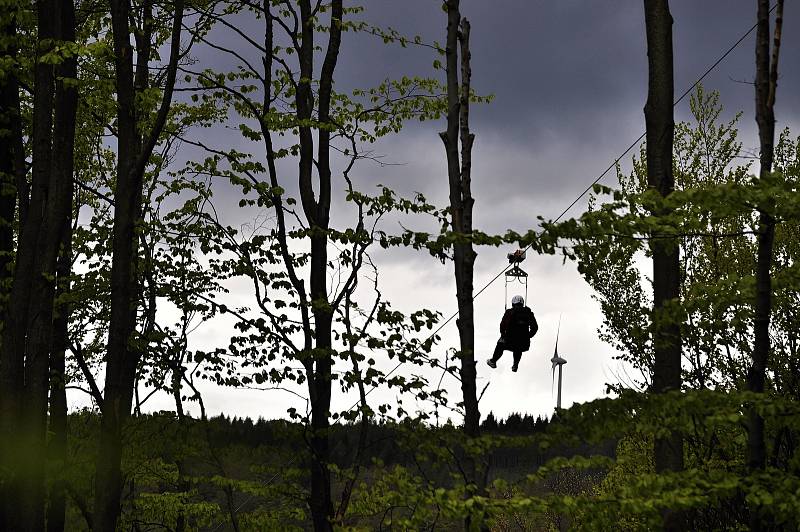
[457,17,478,444]
[309,312,334,532]
[440,1,482,527]
[48,222,73,532]
[46,5,79,529]
[748,1,782,528]
[93,4,139,527]
[23,0,79,524]
[0,7,23,529]
[0,14,57,525]
[294,1,342,528]
[94,0,183,528]
[0,11,18,300]
[1,0,79,526]
[643,0,683,529]
[258,3,339,527]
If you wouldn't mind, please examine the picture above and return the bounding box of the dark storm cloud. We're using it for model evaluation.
[184,1,800,231]
[344,2,799,132]
[332,1,800,230]
[340,2,646,143]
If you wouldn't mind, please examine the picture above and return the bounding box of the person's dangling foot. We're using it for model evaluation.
[487,359,497,368]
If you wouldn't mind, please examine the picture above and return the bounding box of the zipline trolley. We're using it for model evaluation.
[504,248,528,308]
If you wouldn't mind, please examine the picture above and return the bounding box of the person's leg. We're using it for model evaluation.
[512,351,522,372]
[487,339,505,368]
[492,341,506,362]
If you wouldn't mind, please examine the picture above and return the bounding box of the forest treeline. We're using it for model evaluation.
[1,0,799,530]
[67,409,557,460]
[188,410,551,442]
[56,410,612,530]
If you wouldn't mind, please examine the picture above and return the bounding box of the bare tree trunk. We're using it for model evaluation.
[440,1,482,528]
[748,1,783,528]
[643,1,683,529]
[94,0,183,528]
[457,14,478,445]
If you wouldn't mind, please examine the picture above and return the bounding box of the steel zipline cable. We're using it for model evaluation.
[210,7,773,528]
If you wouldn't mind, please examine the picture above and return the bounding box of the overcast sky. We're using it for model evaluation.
[70,1,800,423]
[328,1,800,423]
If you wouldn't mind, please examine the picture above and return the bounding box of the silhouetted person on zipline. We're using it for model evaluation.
[487,295,538,372]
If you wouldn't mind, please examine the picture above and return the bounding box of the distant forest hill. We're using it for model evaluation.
[66,409,556,447]
[66,408,613,471]
[198,409,552,441]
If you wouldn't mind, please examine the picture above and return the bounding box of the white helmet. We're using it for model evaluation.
[511,295,524,307]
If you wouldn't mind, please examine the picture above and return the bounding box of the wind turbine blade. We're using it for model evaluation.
[554,314,562,357]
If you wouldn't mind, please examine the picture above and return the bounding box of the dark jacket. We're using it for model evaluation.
[500,305,538,352]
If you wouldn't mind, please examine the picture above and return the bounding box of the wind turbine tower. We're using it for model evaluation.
[551,319,567,410]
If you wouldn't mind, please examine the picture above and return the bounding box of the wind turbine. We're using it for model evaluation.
[551,317,567,410]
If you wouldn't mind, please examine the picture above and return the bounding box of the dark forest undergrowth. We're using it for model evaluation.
[53,390,800,531]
